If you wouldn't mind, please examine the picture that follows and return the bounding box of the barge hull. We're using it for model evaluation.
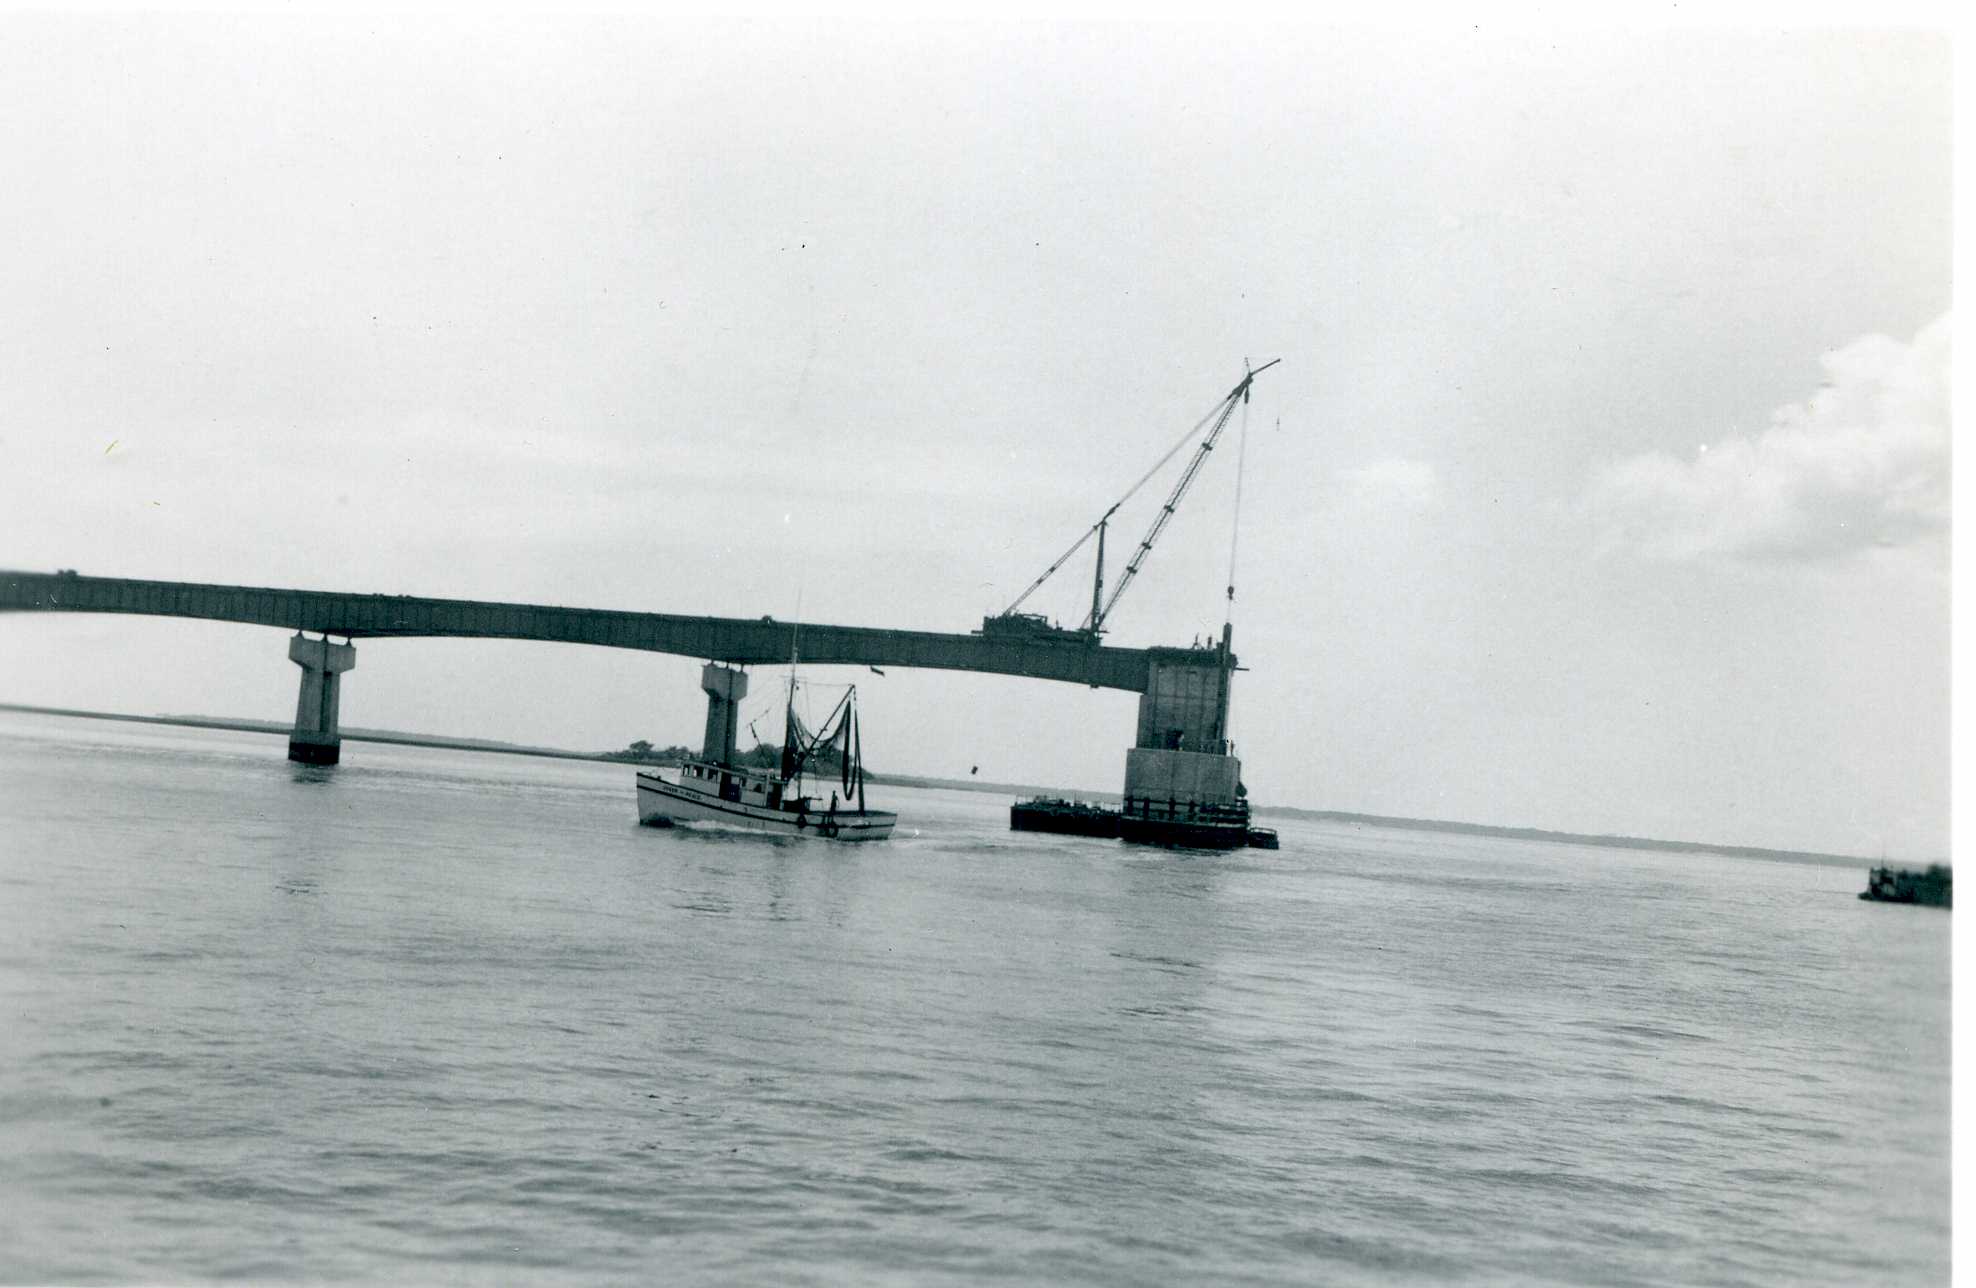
[1010,799,1122,838]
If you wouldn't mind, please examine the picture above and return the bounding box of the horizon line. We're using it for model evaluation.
[0,700,1919,870]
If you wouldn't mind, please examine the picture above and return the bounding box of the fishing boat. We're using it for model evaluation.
[636,680,896,842]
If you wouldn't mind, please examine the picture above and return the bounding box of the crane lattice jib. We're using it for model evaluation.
[1093,359,1278,632]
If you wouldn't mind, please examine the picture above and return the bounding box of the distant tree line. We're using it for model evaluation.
[601,739,849,771]
[734,741,847,771]
[599,740,693,763]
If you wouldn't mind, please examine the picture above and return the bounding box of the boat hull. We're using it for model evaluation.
[636,772,896,842]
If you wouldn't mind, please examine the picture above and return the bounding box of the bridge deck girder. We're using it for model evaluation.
[1,572,1233,693]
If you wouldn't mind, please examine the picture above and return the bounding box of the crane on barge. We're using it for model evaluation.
[980,358,1280,643]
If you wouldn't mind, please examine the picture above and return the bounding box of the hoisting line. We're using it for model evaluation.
[1226,382,1250,624]
[1001,396,1233,618]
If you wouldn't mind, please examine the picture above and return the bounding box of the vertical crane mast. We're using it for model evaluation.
[1091,359,1279,634]
[1085,517,1107,633]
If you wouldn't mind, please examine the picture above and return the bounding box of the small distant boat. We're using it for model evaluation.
[637,682,895,842]
[1859,864,1950,908]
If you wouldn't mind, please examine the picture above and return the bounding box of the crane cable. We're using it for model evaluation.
[1226,386,1249,624]
[1001,395,1234,618]
[1114,397,1230,516]
[1094,384,1246,629]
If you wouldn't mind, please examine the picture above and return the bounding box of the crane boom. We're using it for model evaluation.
[1092,360,1278,633]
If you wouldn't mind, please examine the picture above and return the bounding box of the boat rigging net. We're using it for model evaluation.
[778,682,867,805]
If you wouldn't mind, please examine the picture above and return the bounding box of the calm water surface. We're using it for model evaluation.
[0,713,1949,1284]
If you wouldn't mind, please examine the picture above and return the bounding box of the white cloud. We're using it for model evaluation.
[1339,456,1442,512]
[1586,313,1949,562]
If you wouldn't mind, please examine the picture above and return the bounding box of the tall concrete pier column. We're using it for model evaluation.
[289,633,356,765]
[700,663,748,766]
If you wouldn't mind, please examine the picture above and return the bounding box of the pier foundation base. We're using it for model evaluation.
[288,633,356,765]
[1120,746,1249,845]
[1117,633,1246,847]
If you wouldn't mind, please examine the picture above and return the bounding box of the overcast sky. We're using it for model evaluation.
[0,17,1951,858]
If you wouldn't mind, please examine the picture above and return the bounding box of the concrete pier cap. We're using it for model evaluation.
[289,632,356,765]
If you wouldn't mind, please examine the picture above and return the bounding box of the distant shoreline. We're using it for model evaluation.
[0,701,1070,796]
[0,701,613,764]
[0,701,1896,869]
[1253,807,1876,870]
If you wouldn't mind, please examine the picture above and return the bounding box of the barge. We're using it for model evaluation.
[1011,793,1279,850]
[1009,797,1121,837]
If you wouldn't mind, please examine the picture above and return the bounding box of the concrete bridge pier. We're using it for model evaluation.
[289,633,356,765]
[1121,632,1242,817]
[700,663,748,765]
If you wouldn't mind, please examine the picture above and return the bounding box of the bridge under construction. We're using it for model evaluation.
[3,360,1276,838]
[0,568,1239,779]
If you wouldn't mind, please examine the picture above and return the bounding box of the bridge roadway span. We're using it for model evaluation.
[0,572,1226,693]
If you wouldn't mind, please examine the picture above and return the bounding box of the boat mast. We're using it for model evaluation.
[780,612,802,783]
[853,709,866,812]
